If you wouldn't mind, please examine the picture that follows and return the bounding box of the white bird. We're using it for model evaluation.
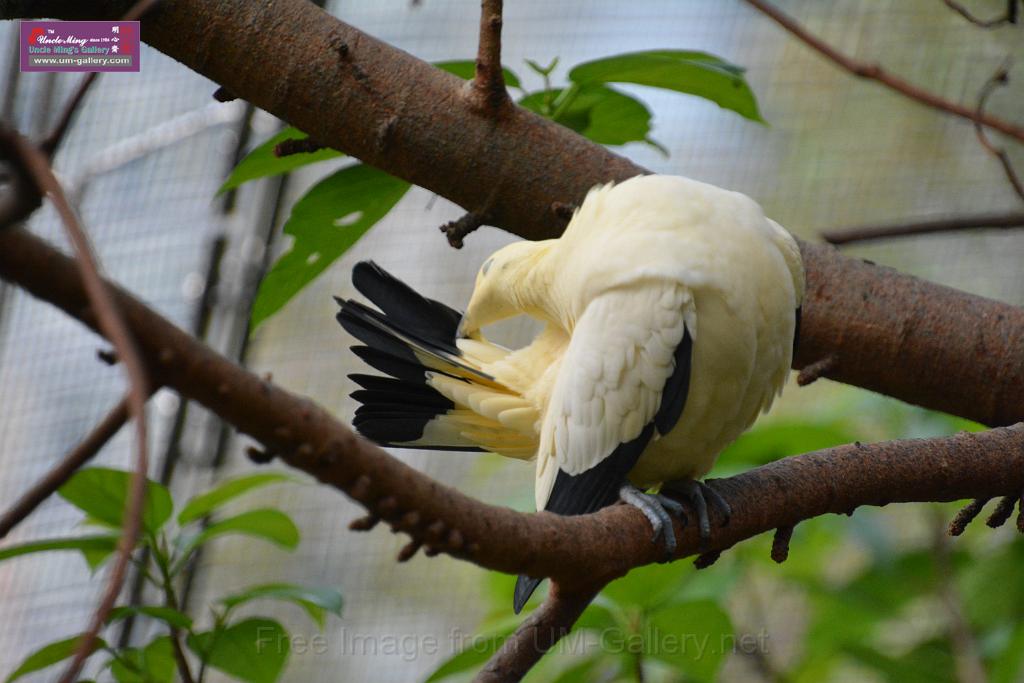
[337,175,805,612]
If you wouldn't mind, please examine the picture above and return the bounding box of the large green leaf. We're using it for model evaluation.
[602,558,695,611]
[218,127,344,195]
[177,509,300,564]
[5,634,106,682]
[110,636,176,683]
[178,472,295,525]
[221,583,343,630]
[251,163,410,328]
[0,535,118,563]
[187,619,289,683]
[519,85,657,147]
[643,600,733,682]
[434,59,521,88]
[568,50,763,122]
[59,467,173,536]
[107,605,193,630]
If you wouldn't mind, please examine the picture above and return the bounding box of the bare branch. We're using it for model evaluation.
[975,61,1024,202]
[471,0,510,111]
[942,0,1017,27]
[744,0,1024,144]
[821,212,1024,245]
[0,395,136,538]
[39,0,163,156]
[440,211,487,248]
[4,131,152,683]
[476,583,600,682]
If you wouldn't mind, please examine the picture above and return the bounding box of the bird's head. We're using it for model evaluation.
[457,239,554,338]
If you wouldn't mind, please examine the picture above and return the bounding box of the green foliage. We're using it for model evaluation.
[187,619,290,683]
[1,467,340,683]
[225,50,762,327]
[59,466,173,535]
[5,634,106,682]
[249,163,411,328]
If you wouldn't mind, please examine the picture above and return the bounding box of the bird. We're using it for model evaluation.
[335,174,805,613]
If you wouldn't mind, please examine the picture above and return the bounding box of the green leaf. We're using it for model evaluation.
[643,600,733,682]
[519,85,656,147]
[0,535,118,563]
[715,419,858,470]
[178,472,295,525]
[991,621,1024,683]
[602,559,695,611]
[110,636,176,683]
[568,50,763,122]
[424,622,519,682]
[107,605,193,630]
[221,583,343,630]
[525,57,559,78]
[218,127,343,195]
[251,163,410,328]
[841,639,955,683]
[177,509,300,563]
[59,467,173,536]
[6,634,107,682]
[187,619,289,683]
[434,60,521,88]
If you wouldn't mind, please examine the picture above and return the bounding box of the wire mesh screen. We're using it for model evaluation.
[0,0,1022,681]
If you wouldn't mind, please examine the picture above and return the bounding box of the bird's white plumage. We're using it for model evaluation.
[421,175,804,511]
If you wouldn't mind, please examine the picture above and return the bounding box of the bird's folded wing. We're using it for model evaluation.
[535,283,694,510]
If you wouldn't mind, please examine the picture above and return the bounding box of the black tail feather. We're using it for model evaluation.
[513,576,543,614]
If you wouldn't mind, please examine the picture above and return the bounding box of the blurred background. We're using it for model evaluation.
[0,0,1022,681]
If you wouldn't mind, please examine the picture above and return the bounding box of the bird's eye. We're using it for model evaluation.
[481,258,494,276]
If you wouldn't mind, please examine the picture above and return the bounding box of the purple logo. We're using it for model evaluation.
[20,20,140,73]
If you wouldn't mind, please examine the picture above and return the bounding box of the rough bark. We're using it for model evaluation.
[4,0,1023,427]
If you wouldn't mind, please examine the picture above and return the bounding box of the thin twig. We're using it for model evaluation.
[440,211,486,248]
[39,0,163,156]
[974,61,1024,202]
[0,395,133,539]
[7,133,152,683]
[942,0,1017,27]
[949,498,989,536]
[744,0,1024,144]
[471,0,510,110]
[821,212,1024,245]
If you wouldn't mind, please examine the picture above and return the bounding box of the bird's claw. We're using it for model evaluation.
[663,479,732,543]
[619,484,684,560]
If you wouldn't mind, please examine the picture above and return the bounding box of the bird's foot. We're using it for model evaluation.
[619,483,685,559]
[662,479,732,542]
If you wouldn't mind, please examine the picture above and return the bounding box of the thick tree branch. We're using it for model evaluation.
[3,226,1024,587]
[471,0,510,111]
[4,0,1024,427]
[821,212,1024,245]
[743,0,1024,144]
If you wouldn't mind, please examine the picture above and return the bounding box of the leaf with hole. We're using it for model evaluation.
[59,467,173,535]
[251,163,410,328]
[5,634,106,682]
[569,50,763,122]
[220,583,343,630]
[218,127,343,195]
[187,619,289,683]
[178,472,296,525]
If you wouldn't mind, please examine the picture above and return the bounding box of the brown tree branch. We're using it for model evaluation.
[2,225,1024,590]
[942,0,1018,27]
[743,0,1024,144]
[0,395,133,539]
[6,0,1024,427]
[821,212,1024,245]
[471,0,510,111]
[975,62,1024,202]
[4,131,152,683]
[476,583,600,683]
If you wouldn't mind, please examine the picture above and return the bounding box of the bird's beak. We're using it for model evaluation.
[456,314,473,339]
